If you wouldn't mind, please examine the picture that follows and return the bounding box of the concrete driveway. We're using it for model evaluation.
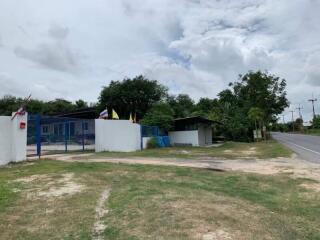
[36,153,320,181]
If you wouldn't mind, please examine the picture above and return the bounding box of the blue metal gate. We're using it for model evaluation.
[141,125,170,148]
[27,115,95,156]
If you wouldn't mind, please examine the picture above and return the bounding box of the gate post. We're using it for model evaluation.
[64,122,68,152]
[82,120,85,151]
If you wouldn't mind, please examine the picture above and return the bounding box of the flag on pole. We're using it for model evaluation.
[11,94,31,120]
[99,108,108,119]
[112,109,119,119]
[133,112,137,123]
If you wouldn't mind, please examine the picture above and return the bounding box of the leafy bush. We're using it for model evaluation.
[313,115,320,128]
[140,102,174,131]
[146,137,158,149]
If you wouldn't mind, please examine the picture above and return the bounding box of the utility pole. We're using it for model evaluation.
[282,115,285,124]
[308,94,318,119]
[296,104,303,120]
[289,110,295,132]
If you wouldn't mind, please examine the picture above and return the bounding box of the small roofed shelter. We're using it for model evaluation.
[169,116,217,147]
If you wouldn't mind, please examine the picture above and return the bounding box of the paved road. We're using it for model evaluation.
[272,132,320,163]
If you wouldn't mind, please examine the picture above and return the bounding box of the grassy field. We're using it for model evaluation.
[304,129,320,136]
[0,160,319,239]
[95,141,292,160]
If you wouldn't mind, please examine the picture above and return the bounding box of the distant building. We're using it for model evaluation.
[40,107,97,143]
[169,116,218,147]
[303,121,312,128]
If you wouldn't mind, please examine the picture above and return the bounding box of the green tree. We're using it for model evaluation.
[0,95,89,116]
[167,94,195,118]
[248,107,264,140]
[75,99,88,109]
[232,71,289,123]
[216,71,289,141]
[140,102,174,131]
[44,99,76,114]
[313,115,320,128]
[192,98,220,118]
[25,99,46,114]
[98,75,167,120]
[0,95,20,115]
[295,118,304,132]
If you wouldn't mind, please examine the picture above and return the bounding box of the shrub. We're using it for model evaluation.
[146,137,158,149]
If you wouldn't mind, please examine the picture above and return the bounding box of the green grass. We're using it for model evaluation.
[304,129,320,136]
[0,160,319,239]
[94,141,292,160]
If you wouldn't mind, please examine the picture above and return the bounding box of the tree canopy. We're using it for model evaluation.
[167,94,195,118]
[1,70,289,142]
[0,95,90,116]
[140,102,174,131]
[214,71,289,141]
[312,115,320,128]
[98,75,168,120]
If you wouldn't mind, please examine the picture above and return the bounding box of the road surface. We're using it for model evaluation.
[272,132,320,163]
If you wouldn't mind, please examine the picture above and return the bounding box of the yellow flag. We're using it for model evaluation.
[133,112,137,123]
[129,113,133,122]
[112,109,119,119]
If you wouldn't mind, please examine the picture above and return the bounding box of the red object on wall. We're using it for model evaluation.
[20,122,26,129]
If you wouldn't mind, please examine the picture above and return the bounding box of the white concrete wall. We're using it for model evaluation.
[169,130,199,146]
[0,113,28,166]
[142,137,152,149]
[198,125,213,146]
[204,126,212,145]
[198,126,205,146]
[95,120,141,152]
[0,117,12,165]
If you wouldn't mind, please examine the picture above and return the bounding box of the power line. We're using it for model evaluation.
[296,104,303,120]
[289,110,295,132]
[308,94,317,119]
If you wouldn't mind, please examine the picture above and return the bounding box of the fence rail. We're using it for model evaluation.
[141,125,170,148]
[27,114,95,156]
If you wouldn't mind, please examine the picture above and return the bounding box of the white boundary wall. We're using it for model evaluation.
[169,130,199,146]
[142,137,152,149]
[95,119,141,152]
[0,113,28,166]
[169,126,212,147]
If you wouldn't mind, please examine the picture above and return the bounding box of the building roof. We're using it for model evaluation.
[173,116,219,125]
[52,107,97,119]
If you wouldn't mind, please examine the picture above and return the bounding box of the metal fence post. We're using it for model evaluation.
[140,124,143,150]
[36,114,41,157]
[64,121,68,152]
[82,120,85,151]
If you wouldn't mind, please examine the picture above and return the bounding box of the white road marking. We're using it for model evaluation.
[280,138,320,156]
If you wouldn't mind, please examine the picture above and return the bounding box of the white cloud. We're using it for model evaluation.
[0,0,320,120]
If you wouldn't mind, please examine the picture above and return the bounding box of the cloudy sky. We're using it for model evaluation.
[1,0,320,121]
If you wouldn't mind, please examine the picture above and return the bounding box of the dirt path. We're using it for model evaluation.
[92,187,111,240]
[32,153,320,181]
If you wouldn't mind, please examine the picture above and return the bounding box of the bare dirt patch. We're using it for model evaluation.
[241,147,257,156]
[14,173,84,199]
[49,153,320,182]
[14,174,51,183]
[223,150,233,154]
[92,187,111,240]
[202,230,233,240]
[300,182,320,192]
